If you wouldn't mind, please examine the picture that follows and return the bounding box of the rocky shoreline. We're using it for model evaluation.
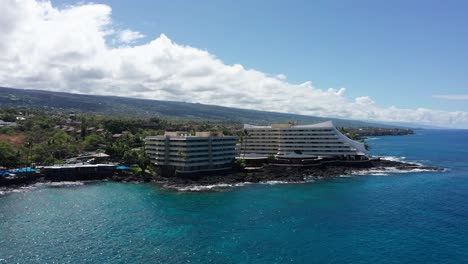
[155,158,444,191]
[1,158,444,193]
[0,171,153,190]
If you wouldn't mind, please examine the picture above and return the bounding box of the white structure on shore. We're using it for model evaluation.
[0,120,17,127]
[145,132,237,174]
[240,121,368,159]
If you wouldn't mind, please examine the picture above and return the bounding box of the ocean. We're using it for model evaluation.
[1,129,467,263]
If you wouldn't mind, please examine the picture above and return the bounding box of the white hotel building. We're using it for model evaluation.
[145,132,237,174]
[241,121,368,159]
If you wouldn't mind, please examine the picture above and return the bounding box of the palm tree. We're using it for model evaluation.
[239,129,249,157]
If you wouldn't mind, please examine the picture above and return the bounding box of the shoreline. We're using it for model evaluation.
[156,158,444,191]
[1,157,444,194]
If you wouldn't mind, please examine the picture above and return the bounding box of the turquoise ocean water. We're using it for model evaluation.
[1,129,468,263]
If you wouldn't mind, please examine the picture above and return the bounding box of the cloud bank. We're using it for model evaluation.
[1,0,468,128]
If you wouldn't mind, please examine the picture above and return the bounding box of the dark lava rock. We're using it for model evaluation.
[160,159,444,190]
[0,159,444,192]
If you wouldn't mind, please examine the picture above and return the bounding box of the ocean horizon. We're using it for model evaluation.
[1,129,467,263]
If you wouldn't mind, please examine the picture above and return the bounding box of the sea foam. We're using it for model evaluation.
[167,180,305,192]
[168,182,252,192]
[0,181,86,196]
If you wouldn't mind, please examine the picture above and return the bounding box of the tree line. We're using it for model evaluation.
[0,107,242,169]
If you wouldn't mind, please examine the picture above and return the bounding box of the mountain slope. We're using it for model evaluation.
[0,87,396,128]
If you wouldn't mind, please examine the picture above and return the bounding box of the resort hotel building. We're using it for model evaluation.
[240,121,368,160]
[145,132,237,175]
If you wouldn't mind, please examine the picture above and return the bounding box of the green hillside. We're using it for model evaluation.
[0,87,393,128]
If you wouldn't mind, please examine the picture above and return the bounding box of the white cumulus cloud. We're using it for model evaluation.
[275,74,287,80]
[1,0,468,128]
[117,29,145,44]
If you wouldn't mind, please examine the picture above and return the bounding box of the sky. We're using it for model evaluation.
[1,0,468,128]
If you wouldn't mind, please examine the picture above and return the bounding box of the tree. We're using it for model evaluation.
[348,132,358,140]
[176,149,187,161]
[0,141,19,168]
[28,130,79,165]
[267,154,275,162]
[0,127,16,135]
[106,141,129,160]
[136,149,151,173]
[83,134,106,150]
[122,148,150,174]
[238,129,249,157]
[1,114,16,122]
[234,158,246,169]
[360,139,370,151]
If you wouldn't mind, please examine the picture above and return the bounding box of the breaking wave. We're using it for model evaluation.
[377,155,406,162]
[35,181,85,187]
[0,186,36,196]
[353,167,441,176]
[375,155,443,168]
[166,182,252,192]
[166,180,307,192]
[0,181,86,196]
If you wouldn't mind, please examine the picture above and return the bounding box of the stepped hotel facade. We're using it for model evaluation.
[240,121,368,159]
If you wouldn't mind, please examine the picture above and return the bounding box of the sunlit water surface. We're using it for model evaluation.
[1,129,467,263]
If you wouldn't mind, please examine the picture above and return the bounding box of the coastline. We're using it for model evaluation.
[156,158,443,191]
[1,157,443,194]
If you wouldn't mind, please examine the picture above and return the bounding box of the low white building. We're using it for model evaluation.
[240,121,368,159]
[145,131,237,174]
[0,120,17,127]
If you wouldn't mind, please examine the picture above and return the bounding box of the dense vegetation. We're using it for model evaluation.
[0,107,241,168]
[1,105,413,169]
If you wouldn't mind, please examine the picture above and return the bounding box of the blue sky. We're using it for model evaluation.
[52,0,468,112]
[2,0,468,127]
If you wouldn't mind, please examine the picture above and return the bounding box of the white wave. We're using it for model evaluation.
[376,155,431,166]
[366,137,380,140]
[383,167,438,173]
[377,156,406,162]
[34,181,85,187]
[260,180,288,185]
[0,185,37,195]
[259,180,304,185]
[0,181,88,196]
[169,182,252,192]
[376,156,444,169]
[352,169,389,176]
[168,180,306,191]
[355,172,389,176]
[353,165,440,177]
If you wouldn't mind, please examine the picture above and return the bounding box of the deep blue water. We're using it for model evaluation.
[1,129,468,263]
